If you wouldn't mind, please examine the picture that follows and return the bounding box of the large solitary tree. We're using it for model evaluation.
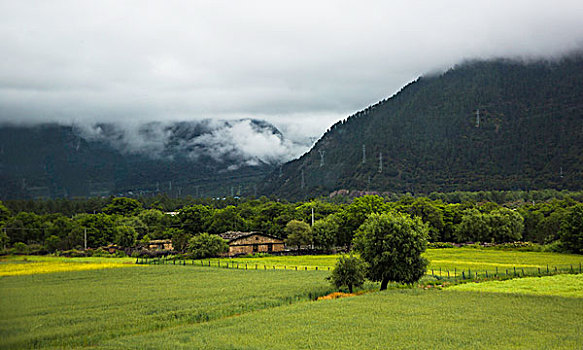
[353,212,429,290]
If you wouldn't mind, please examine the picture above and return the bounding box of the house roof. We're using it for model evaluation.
[218,231,283,243]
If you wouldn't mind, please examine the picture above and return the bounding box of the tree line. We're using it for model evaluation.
[1,193,582,255]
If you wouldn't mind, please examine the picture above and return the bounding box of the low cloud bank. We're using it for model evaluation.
[75,119,307,167]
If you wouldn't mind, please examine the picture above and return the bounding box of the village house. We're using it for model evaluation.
[147,239,174,251]
[218,231,285,257]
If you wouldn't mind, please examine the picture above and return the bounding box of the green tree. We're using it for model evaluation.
[113,225,137,248]
[284,220,312,250]
[329,254,367,293]
[178,205,214,234]
[45,235,62,252]
[340,195,387,248]
[167,228,190,252]
[138,209,167,239]
[73,213,116,248]
[208,206,247,234]
[0,201,11,224]
[312,214,340,251]
[455,209,491,242]
[559,204,583,254]
[489,208,524,242]
[103,197,143,216]
[353,212,429,290]
[187,233,229,259]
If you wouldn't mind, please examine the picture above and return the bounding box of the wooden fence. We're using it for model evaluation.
[135,256,583,281]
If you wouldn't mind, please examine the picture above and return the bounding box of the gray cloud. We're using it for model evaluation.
[74,119,306,166]
[1,0,582,153]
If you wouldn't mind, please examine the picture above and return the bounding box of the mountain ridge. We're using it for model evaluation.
[260,55,583,199]
[0,119,297,199]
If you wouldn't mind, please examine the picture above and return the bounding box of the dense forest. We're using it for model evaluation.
[2,190,583,256]
[261,55,583,199]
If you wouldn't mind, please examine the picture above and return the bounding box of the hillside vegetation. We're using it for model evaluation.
[262,55,583,199]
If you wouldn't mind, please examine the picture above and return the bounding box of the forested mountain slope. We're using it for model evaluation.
[262,55,583,199]
[0,120,287,199]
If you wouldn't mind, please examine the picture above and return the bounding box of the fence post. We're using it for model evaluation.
[521,268,524,276]
[295,266,297,271]
[432,269,434,276]
[305,267,307,271]
[547,264,549,274]
[538,267,540,275]
[485,271,488,278]
[255,264,257,270]
[513,267,516,276]
[447,270,450,278]
[462,271,465,279]
[571,265,574,273]
[468,268,471,279]
[454,268,457,277]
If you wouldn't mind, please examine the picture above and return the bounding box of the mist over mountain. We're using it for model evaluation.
[0,119,304,199]
[261,55,583,199]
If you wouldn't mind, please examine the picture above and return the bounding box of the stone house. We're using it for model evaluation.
[218,231,285,257]
[147,239,174,251]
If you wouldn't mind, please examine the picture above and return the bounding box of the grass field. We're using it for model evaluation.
[206,248,583,276]
[102,288,583,349]
[0,264,332,349]
[448,273,583,298]
[1,250,582,349]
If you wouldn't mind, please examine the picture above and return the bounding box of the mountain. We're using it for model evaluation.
[0,119,297,199]
[261,55,583,199]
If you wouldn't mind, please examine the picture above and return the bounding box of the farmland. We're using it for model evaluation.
[1,249,582,349]
[209,248,583,275]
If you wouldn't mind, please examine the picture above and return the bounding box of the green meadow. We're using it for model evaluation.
[209,248,582,275]
[1,249,582,349]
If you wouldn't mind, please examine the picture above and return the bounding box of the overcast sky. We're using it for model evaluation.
[1,0,582,144]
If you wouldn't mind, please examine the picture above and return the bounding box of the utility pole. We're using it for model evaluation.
[311,207,315,226]
[362,144,366,164]
[84,228,87,250]
[301,169,305,189]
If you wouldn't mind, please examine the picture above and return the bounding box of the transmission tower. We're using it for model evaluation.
[378,152,383,173]
[476,109,480,128]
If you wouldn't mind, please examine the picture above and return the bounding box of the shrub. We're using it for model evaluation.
[427,242,455,248]
[328,254,367,293]
[12,242,29,254]
[187,233,229,259]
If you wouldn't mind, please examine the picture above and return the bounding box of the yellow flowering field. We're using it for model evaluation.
[0,259,136,277]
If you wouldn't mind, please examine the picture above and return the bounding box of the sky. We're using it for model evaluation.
[1,0,582,161]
